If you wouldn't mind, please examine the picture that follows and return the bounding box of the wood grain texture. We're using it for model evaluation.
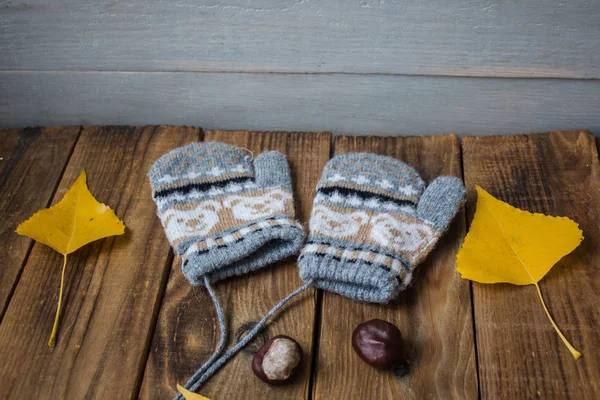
[140,130,331,399]
[1,72,600,136]
[462,131,600,399]
[1,0,599,78]
[0,126,80,317]
[313,136,478,399]
[0,125,200,399]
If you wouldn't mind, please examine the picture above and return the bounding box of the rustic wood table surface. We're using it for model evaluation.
[0,127,598,400]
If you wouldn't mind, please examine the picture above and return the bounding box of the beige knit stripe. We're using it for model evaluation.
[317,181,419,204]
[153,172,254,193]
[315,205,440,264]
[322,204,426,227]
[183,218,301,257]
[164,187,295,249]
[171,197,294,248]
[304,244,396,269]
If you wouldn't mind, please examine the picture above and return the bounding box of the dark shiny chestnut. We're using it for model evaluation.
[352,319,405,370]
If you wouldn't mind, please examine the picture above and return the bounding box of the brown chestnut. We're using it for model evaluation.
[252,335,303,384]
[352,319,406,371]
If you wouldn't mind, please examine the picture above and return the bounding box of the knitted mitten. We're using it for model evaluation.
[299,153,465,303]
[149,142,305,285]
[149,142,309,399]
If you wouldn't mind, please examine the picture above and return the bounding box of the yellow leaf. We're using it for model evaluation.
[16,170,125,255]
[457,186,583,359]
[177,384,211,400]
[15,170,125,347]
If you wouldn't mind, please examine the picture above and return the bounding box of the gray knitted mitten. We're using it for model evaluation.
[299,153,465,303]
[149,142,305,285]
[149,142,309,399]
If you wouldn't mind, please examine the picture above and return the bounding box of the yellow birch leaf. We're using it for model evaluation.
[457,186,583,359]
[177,384,211,400]
[15,170,125,347]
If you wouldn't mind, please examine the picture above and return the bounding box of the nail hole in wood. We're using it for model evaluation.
[235,322,269,354]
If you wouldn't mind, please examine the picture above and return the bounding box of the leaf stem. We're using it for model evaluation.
[48,254,68,348]
[534,282,582,359]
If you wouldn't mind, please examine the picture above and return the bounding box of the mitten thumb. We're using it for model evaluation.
[254,151,292,189]
[417,176,465,232]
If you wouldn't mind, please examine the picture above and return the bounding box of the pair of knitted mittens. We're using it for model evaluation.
[149,143,465,398]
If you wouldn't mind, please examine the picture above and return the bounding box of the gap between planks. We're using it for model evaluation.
[138,130,332,400]
[312,135,478,400]
[458,138,484,400]
[132,128,204,399]
[306,135,335,400]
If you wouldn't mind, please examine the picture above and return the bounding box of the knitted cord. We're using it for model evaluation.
[177,280,314,398]
[175,276,227,400]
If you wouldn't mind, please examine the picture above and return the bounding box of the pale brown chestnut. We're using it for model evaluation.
[252,335,303,384]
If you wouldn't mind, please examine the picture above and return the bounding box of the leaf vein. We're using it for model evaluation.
[486,203,536,283]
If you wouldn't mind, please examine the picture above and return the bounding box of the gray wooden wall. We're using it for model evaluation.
[1,0,599,135]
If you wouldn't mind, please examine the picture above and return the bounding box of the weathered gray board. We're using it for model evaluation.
[1,0,599,78]
[1,72,598,135]
[1,0,599,134]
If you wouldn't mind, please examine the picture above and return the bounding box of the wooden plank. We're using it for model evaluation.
[1,72,600,136]
[313,136,478,399]
[462,131,600,399]
[0,126,80,317]
[1,0,599,78]
[140,130,331,399]
[0,125,200,399]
